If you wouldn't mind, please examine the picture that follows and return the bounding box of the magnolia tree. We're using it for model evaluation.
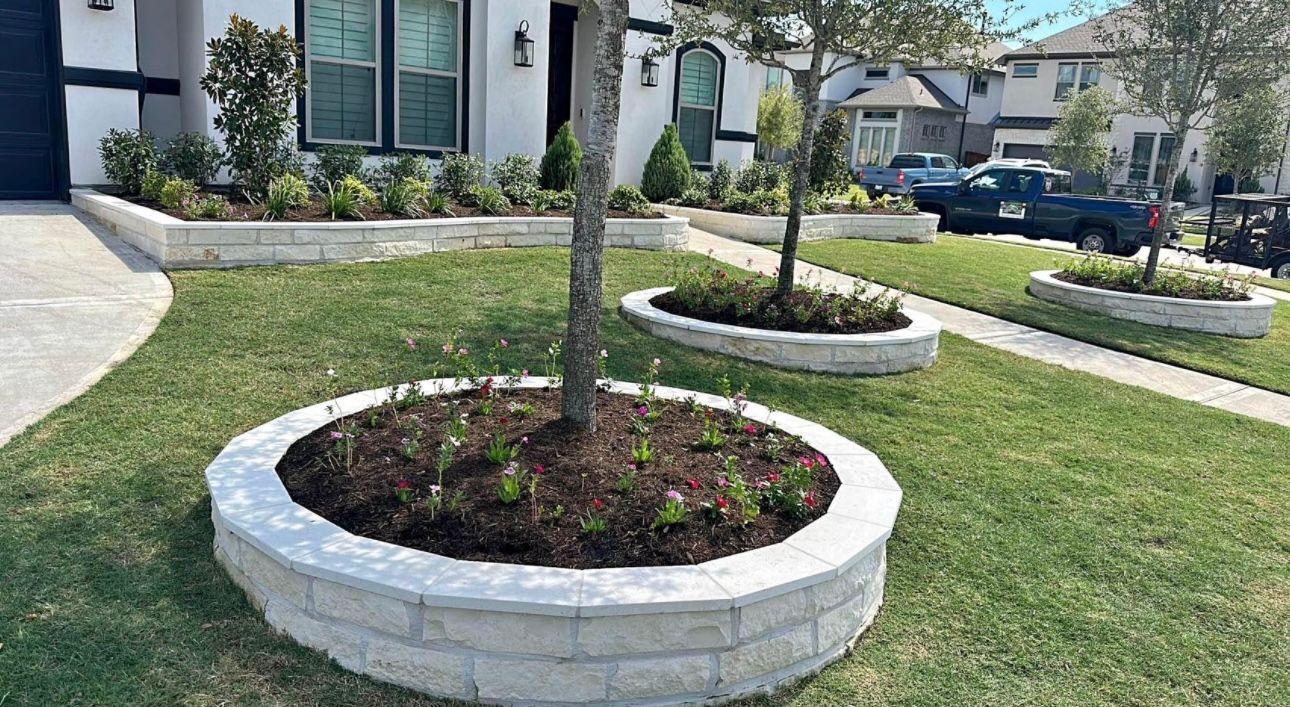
[1207,84,1290,194]
[1047,85,1117,177]
[561,0,630,430]
[664,0,1038,295]
[1093,0,1290,283]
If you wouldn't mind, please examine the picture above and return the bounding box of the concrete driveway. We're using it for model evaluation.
[0,202,171,446]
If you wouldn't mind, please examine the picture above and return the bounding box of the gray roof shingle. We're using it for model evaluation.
[838,75,966,113]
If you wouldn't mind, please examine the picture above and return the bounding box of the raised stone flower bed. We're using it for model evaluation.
[72,189,689,269]
[1029,270,1276,338]
[207,377,900,705]
[622,287,940,374]
[656,203,938,244]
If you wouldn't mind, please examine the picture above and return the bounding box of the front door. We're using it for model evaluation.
[0,0,66,199]
[546,3,577,146]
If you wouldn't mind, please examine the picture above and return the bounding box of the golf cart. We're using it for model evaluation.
[1197,193,1290,279]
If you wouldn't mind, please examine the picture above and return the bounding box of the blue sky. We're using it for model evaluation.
[992,1,1094,46]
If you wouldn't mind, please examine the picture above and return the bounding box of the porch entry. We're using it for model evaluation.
[546,2,577,146]
[0,0,67,199]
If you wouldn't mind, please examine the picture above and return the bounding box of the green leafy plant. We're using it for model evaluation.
[697,414,727,450]
[98,128,157,195]
[631,437,654,466]
[486,432,520,465]
[425,190,454,216]
[492,153,541,205]
[734,160,784,193]
[263,173,310,220]
[808,109,850,196]
[469,185,511,215]
[709,159,734,201]
[540,121,582,190]
[310,144,368,192]
[641,123,692,202]
[678,186,708,207]
[722,188,788,216]
[498,461,526,504]
[615,466,637,494]
[436,152,485,201]
[1057,255,1253,301]
[652,490,688,530]
[322,179,364,220]
[339,174,377,207]
[607,184,651,214]
[374,152,431,187]
[200,14,306,199]
[183,194,231,220]
[580,506,608,534]
[140,168,167,202]
[379,176,431,216]
[757,84,803,154]
[159,177,197,210]
[159,132,224,185]
[531,189,576,213]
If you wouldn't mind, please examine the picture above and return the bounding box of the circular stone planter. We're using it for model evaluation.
[621,287,941,375]
[206,377,901,705]
[655,203,938,244]
[1029,270,1275,338]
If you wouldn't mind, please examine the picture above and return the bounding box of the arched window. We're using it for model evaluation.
[678,50,719,164]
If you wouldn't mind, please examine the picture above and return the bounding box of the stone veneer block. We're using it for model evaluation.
[621,287,941,375]
[656,203,938,244]
[1030,270,1275,338]
[205,377,899,706]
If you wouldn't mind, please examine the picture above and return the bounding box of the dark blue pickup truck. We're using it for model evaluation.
[910,166,1182,256]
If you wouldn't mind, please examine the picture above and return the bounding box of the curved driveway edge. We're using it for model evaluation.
[0,202,172,447]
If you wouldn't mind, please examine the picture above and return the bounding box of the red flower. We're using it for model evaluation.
[767,472,780,483]
[716,495,729,510]
[814,453,828,467]
[499,416,510,425]
[592,498,606,511]
[743,423,759,435]
[686,478,701,490]
[534,464,546,475]
[804,492,818,509]
[798,455,815,469]
[395,479,412,490]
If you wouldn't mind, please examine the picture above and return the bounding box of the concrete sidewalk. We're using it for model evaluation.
[0,202,172,446]
[688,229,1290,428]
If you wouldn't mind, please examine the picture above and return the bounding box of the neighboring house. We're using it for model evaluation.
[0,0,763,201]
[994,14,1290,202]
[772,44,1007,172]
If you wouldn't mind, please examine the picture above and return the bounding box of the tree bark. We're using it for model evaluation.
[1142,133,1187,284]
[775,40,827,296]
[560,0,629,431]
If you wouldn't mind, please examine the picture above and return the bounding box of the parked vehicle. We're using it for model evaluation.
[965,158,1050,178]
[856,153,970,195]
[910,166,1183,255]
[1194,193,1290,278]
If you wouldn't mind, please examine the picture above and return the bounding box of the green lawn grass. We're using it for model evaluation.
[1,248,1287,706]
[793,235,1290,395]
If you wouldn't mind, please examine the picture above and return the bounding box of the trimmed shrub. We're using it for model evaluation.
[607,184,651,215]
[709,159,734,201]
[532,189,576,213]
[808,109,850,196]
[159,132,223,185]
[140,168,167,202]
[724,189,788,216]
[310,144,368,191]
[184,194,231,220]
[641,124,692,202]
[678,186,708,207]
[159,177,197,210]
[339,174,378,207]
[436,152,486,201]
[540,122,582,191]
[374,152,431,187]
[99,128,157,194]
[492,153,541,205]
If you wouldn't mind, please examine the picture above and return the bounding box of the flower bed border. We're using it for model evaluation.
[621,288,940,374]
[207,377,900,705]
[72,189,689,269]
[1029,270,1275,338]
[655,203,938,244]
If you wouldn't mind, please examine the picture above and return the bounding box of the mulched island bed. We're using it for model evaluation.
[278,387,839,569]
[1052,271,1252,302]
[123,195,663,222]
[652,289,912,335]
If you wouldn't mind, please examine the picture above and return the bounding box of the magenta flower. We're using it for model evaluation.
[666,489,683,502]
[499,338,510,348]
[534,464,546,475]
[742,423,758,435]
[637,405,649,417]
[814,453,828,467]
[406,338,417,351]
[686,478,701,490]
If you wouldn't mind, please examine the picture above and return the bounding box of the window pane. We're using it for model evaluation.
[678,108,714,163]
[1153,135,1176,185]
[400,72,457,147]
[1014,64,1038,78]
[680,52,718,107]
[1129,134,1154,182]
[310,0,375,61]
[1055,63,1076,99]
[880,127,896,165]
[1080,64,1100,90]
[399,0,457,72]
[311,61,376,141]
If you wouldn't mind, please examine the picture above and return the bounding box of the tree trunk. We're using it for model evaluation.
[1142,134,1187,284]
[560,0,628,431]
[775,42,827,296]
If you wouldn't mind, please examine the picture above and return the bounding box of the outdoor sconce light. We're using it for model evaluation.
[1190,148,1199,163]
[514,21,535,67]
[641,56,660,87]
[88,0,114,9]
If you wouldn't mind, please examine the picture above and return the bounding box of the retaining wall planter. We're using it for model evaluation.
[72,189,688,269]
[207,377,900,705]
[656,203,937,244]
[1029,270,1275,338]
[622,288,940,374]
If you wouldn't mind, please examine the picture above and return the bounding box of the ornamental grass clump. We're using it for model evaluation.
[1056,255,1253,301]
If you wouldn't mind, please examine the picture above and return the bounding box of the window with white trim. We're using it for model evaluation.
[865,66,890,80]
[1013,63,1038,78]
[678,50,719,164]
[970,73,988,96]
[307,0,379,144]
[396,0,461,150]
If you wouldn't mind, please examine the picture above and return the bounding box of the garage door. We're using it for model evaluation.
[1001,143,1049,160]
[0,0,65,199]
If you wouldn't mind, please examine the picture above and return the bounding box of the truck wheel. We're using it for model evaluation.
[1076,227,1113,253]
[926,207,948,232]
[1272,257,1290,279]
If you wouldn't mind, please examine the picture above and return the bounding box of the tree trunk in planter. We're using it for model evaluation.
[561,0,629,431]
[1142,134,1187,285]
[776,40,827,296]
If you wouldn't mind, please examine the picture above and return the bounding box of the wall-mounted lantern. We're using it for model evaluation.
[514,21,535,67]
[1190,148,1199,163]
[641,56,660,87]
[88,0,114,9]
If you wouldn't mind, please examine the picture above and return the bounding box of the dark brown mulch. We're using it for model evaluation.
[124,195,662,222]
[1052,271,1251,302]
[277,388,839,569]
[652,290,912,335]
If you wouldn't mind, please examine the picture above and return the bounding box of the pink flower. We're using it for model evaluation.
[429,484,441,494]
[742,423,758,435]
[637,405,649,417]
[666,490,684,502]
[628,463,637,471]
[457,347,469,356]
[686,478,701,490]
[521,368,530,377]
[521,435,530,445]
[592,498,606,511]
[767,471,781,483]
[534,464,546,475]
[499,338,510,348]
[717,477,730,488]
[652,358,662,367]
[757,480,770,490]
[329,431,344,440]
[814,453,828,467]
[406,337,417,350]
[503,462,519,476]
[599,349,608,358]
[799,455,815,469]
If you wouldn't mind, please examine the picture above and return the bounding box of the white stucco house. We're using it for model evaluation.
[0,0,763,200]
[993,14,1290,202]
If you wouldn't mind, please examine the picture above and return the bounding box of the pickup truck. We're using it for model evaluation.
[856,153,970,195]
[909,166,1183,255]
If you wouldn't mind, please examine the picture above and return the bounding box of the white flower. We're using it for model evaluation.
[325,368,336,377]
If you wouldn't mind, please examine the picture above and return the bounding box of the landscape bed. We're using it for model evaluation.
[656,203,938,245]
[208,376,900,705]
